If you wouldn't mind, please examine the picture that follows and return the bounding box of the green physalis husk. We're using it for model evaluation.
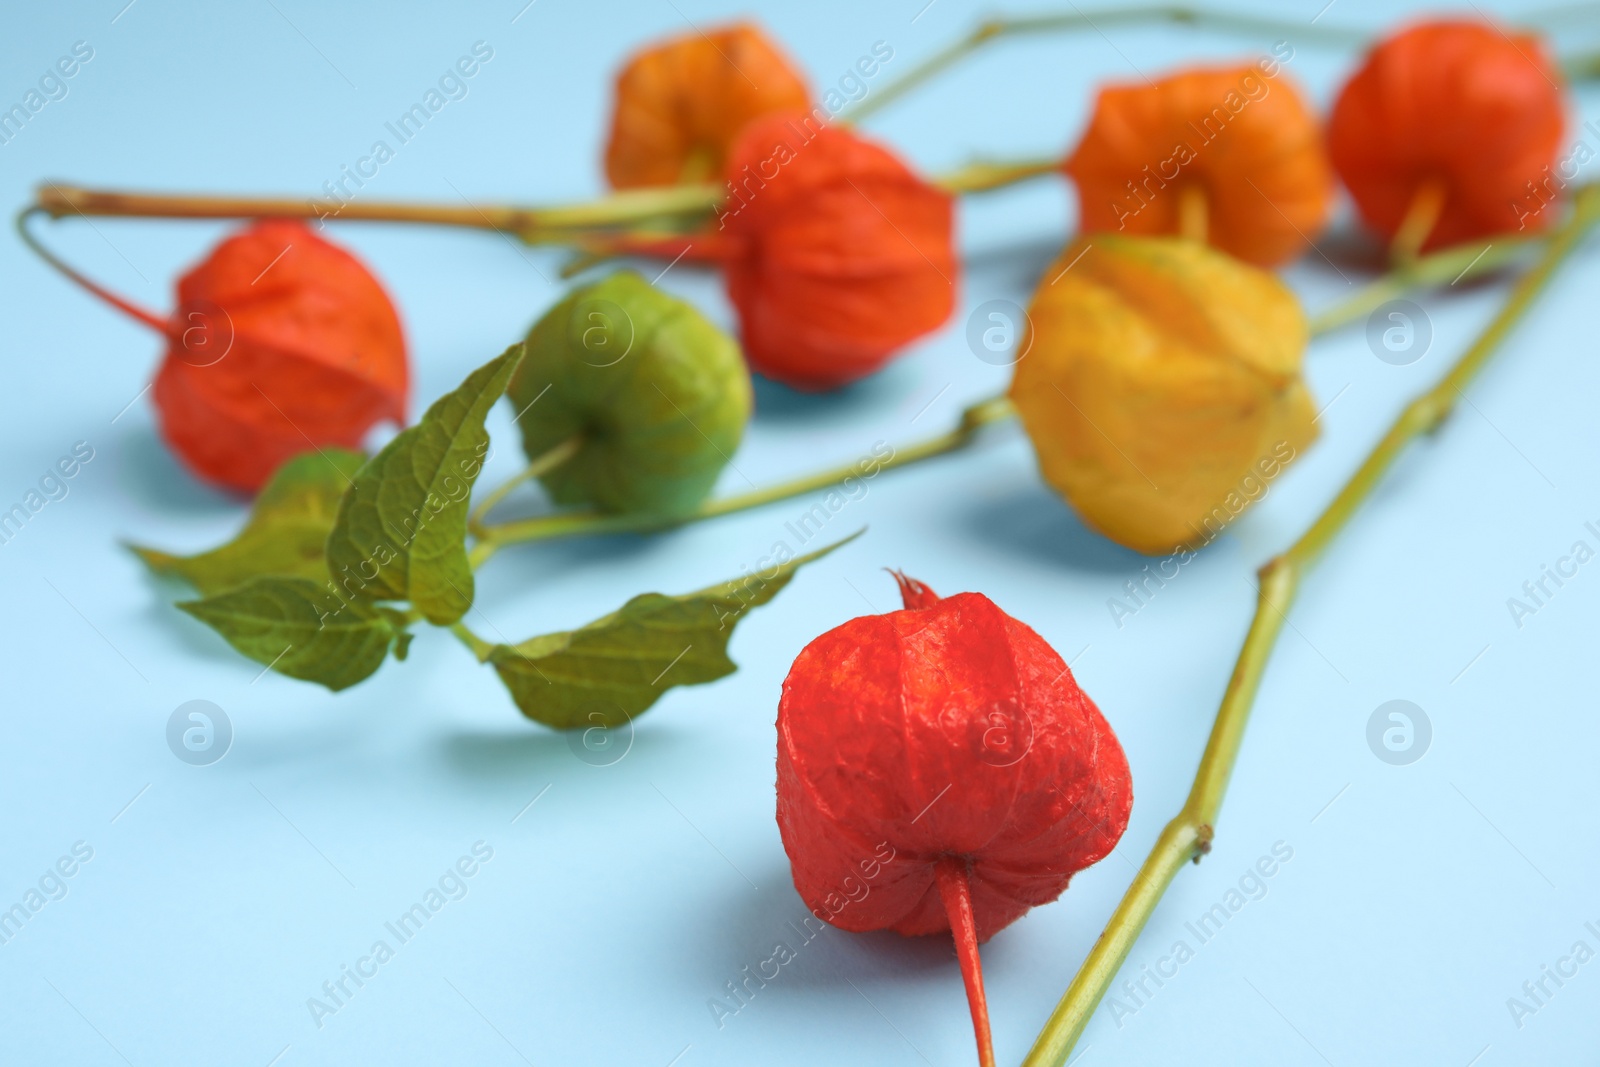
[507,270,751,518]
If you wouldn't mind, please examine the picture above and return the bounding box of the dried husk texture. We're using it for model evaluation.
[153,220,408,493]
[1010,235,1317,555]
[777,581,1131,942]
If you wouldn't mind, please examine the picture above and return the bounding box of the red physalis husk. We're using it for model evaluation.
[600,114,957,391]
[1327,18,1566,251]
[776,573,1133,1066]
[152,220,409,492]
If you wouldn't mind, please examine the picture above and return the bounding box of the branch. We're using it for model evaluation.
[840,5,1367,127]
[471,395,1018,564]
[34,181,724,242]
[1018,182,1600,1067]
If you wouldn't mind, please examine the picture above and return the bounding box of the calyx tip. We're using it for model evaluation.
[888,569,940,610]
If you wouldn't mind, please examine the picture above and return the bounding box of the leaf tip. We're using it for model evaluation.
[173,597,204,619]
[125,541,176,571]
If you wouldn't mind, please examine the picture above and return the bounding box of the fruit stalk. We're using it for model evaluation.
[467,436,584,537]
[15,205,170,333]
[32,155,1056,250]
[840,5,1595,129]
[936,856,996,1067]
[469,396,1017,565]
[837,5,1368,126]
[1304,233,1542,334]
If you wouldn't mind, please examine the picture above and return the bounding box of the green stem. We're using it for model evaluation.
[6,117,1213,249]
[1019,182,1600,1067]
[467,435,584,538]
[449,622,495,662]
[843,4,1600,130]
[35,182,724,243]
[35,153,1061,251]
[1560,43,1600,81]
[1305,232,1545,336]
[839,5,1367,127]
[936,157,1061,195]
[473,396,1017,559]
[546,157,1062,279]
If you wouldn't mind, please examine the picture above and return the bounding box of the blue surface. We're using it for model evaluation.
[2,2,1598,1064]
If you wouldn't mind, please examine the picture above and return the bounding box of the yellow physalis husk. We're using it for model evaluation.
[1010,235,1318,555]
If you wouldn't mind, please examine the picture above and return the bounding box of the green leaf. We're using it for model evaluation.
[129,449,366,597]
[489,531,861,729]
[178,576,400,691]
[325,346,523,626]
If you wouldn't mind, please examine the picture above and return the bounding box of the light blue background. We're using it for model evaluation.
[2,1,1597,1064]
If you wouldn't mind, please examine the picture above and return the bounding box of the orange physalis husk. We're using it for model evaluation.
[153,221,408,493]
[717,113,957,389]
[604,21,810,189]
[1066,62,1333,267]
[1327,19,1566,252]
